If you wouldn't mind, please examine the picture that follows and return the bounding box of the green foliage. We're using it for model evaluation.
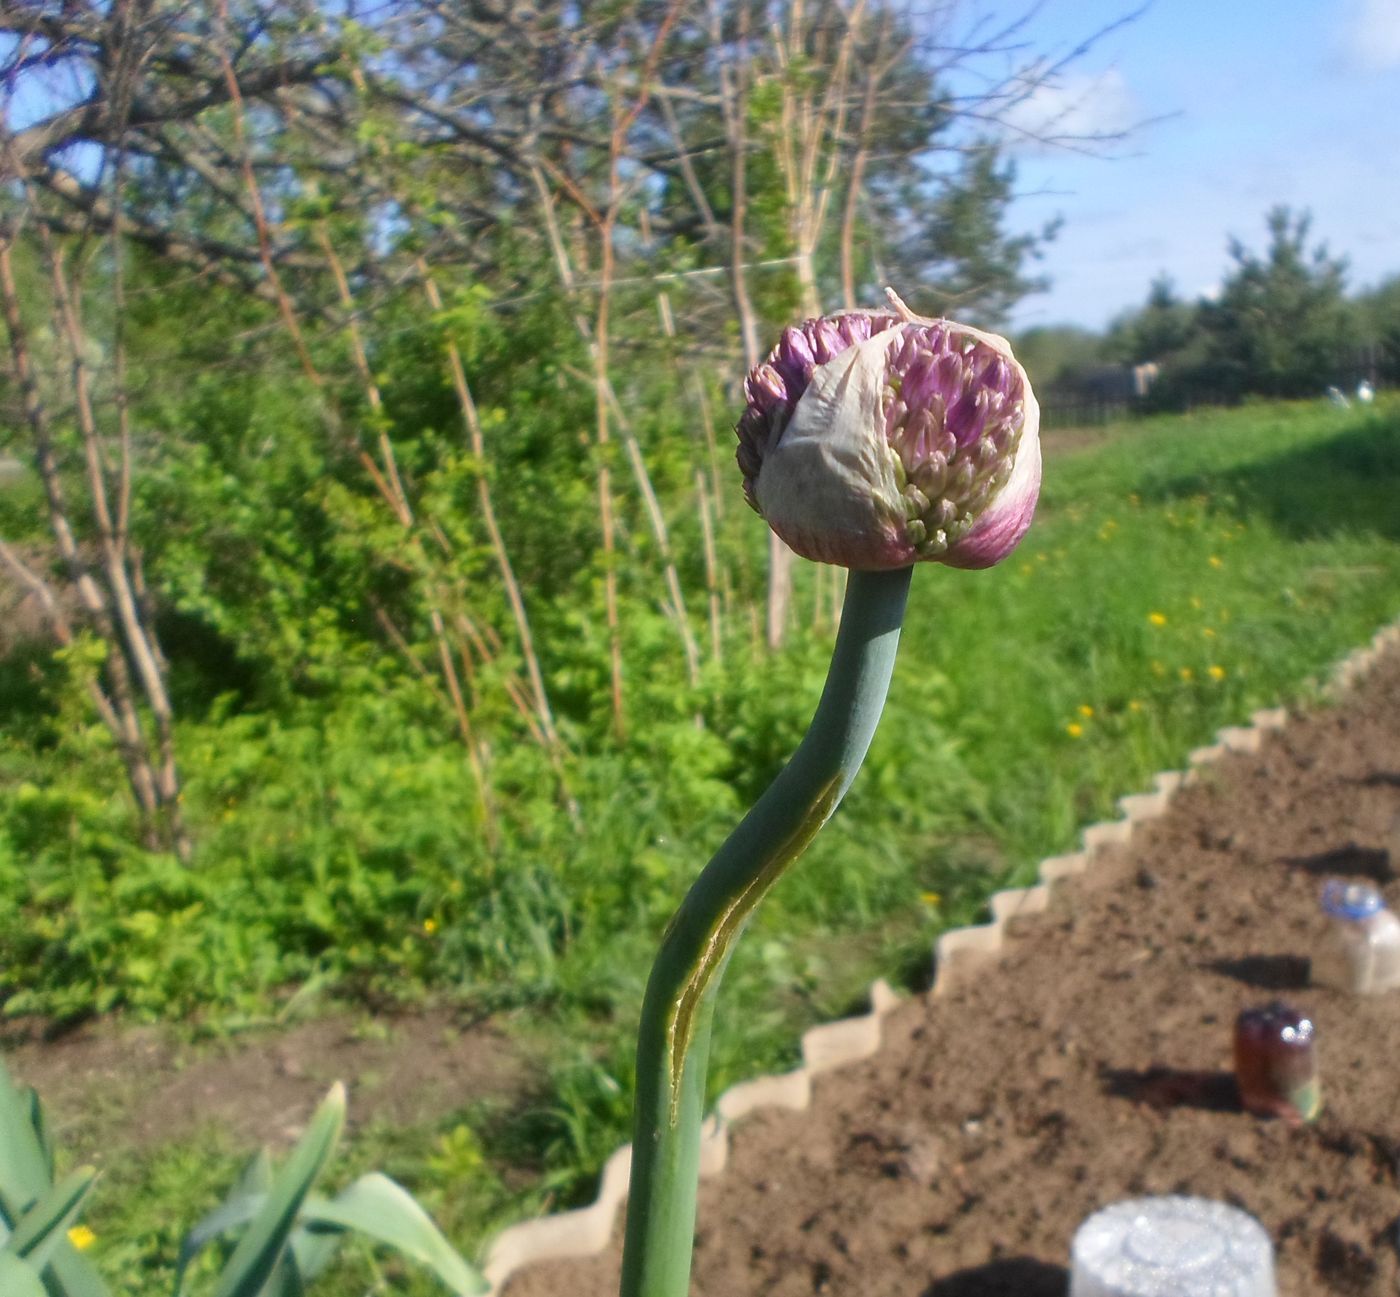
[5,401,1400,1032]
[0,1057,111,1296]
[0,1061,484,1297]
[1352,274,1400,385]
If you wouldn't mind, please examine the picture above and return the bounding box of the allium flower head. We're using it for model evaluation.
[735,291,1041,570]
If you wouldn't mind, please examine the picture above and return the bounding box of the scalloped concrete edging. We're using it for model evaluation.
[480,618,1400,1295]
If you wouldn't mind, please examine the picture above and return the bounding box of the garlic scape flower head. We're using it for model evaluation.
[736,291,1041,571]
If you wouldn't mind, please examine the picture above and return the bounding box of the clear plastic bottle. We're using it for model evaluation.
[1317,880,1400,994]
[1070,1196,1276,1297]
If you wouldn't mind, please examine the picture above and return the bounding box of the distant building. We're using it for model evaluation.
[1133,363,1160,399]
[1039,363,1159,427]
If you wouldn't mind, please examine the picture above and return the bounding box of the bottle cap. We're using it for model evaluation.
[1320,880,1383,921]
[1070,1195,1276,1296]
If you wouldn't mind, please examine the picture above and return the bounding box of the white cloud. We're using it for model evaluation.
[1000,70,1138,152]
[1344,0,1400,71]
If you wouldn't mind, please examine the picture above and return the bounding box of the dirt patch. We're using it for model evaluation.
[506,650,1400,1296]
[3,1008,530,1151]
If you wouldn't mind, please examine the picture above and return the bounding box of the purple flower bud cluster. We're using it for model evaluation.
[881,323,1026,559]
[734,301,1039,571]
[736,312,899,509]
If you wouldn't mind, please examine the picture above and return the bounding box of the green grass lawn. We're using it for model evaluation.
[21,396,1400,1293]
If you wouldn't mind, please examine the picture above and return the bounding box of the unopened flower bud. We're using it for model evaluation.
[735,291,1041,570]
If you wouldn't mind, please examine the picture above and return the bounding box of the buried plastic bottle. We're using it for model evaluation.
[1316,880,1400,994]
[1070,1195,1276,1297]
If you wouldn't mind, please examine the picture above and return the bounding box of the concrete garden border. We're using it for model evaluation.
[480,619,1400,1295]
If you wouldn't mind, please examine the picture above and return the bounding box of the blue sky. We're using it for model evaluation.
[995,0,1400,331]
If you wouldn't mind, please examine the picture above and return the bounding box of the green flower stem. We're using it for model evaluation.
[619,565,914,1297]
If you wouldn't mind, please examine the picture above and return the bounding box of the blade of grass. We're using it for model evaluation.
[3,1166,97,1272]
[300,1173,486,1294]
[0,1252,48,1297]
[207,1084,344,1297]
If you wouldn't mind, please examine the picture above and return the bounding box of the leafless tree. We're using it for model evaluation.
[0,0,1145,849]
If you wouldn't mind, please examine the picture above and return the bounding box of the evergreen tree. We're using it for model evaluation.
[1201,206,1354,399]
[876,141,1059,329]
[1108,274,1196,366]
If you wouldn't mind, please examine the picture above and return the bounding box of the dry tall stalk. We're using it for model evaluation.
[313,224,498,838]
[523,3,703,730]
[212,10,503,838]
[418,261,578,815]
[1,21,194,855]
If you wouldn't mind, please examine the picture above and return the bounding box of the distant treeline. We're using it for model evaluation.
[1039,343,1393,430]
[1020,207,1400,426]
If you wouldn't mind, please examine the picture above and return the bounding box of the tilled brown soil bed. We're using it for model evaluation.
[507,650,1400,1296]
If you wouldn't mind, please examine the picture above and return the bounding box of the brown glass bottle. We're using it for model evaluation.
[1233,1002,1319,1124]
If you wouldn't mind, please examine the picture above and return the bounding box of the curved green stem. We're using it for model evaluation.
[619,565,913,1297]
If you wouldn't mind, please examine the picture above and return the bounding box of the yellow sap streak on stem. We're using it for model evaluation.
[663,775,843,1123]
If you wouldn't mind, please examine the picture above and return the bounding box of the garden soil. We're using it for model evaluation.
[506,649,1400,1297]
[2,1009,529,1151]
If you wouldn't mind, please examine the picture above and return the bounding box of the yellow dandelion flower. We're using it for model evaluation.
[1190,595,1203,610]
[68,1226,96,1252]
[1128,699,1144,713]
[920,891,941,906]
[1078,704,1095,718]
[1208,555,1223,569]
[1208,665,1226,681]
[1150,660,1166,677]
[1202,627,1216,639]
[1179,667,1195,682]
[1066,722,1084,738]
[423,918,438,935]
[1148,612,1167,627]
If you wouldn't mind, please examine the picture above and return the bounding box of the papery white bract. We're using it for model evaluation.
[736,293,1041,570]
